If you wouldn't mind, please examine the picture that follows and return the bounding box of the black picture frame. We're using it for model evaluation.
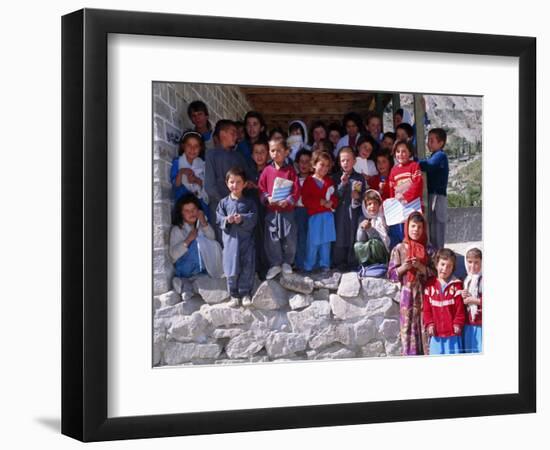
[61,8,536,442]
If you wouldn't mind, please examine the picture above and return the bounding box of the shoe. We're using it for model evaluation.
[266,265,282,280]
[242,295,252,307]
[282,263,293,274]
[321,267,331,274]
[227,296,240,307]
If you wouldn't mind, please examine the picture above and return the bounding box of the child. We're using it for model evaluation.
[423,248,465,355]
[353,135,379,183]
[205,120,254,242]
[327,122,343,150]
[365,112,383,143]
[301,152,339,272]
[388,212,434,356]
[287,119,310,160]
[186,100,214,154]
[461,246,483,353]
[237,111,268,164]
[216,167,258,307]
[368,148,393,201]
[419,128,449,250]
[246,140,270,279]
[354,190,390,278]
[169,194,223,279]
[309,120,328,149]
[388,140,424,244]
[258,138,301,279]
[394,123,415,161]
[381,132,395,151]
[332,147,365,270]
[335,112,364,155]
[172,131,208,204]
[294,149,313,271]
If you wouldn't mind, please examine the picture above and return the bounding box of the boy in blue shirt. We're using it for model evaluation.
[419,128,449,250]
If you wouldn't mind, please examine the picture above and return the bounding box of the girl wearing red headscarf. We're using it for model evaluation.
[387,212,435,356]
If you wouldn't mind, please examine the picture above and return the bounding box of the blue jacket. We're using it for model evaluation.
[419,149,449,196]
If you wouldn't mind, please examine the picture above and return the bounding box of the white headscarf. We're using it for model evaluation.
[361,190,390,250]
[463,244,483,321]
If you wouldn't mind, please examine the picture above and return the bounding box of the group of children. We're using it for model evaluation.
[167,100,482,355]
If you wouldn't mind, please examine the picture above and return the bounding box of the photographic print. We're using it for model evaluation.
[152,83,483,366]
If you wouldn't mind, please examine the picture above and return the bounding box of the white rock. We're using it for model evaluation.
[279,272,314,294]
[163,342,222,365]
[212,327,247,339]
[360,340,386,357]
[287,301,332,337]
[246,309,291,333]
[265,332,307,358]
[352,317,378,346]
[329,293,368,320]
[311,271,342,290]
[385,338,403,356]
[192,275,230,304]
[251,280,289,310]
[167,311,209,342]
[153,290,181,310]
[201,303,248,327]
[309,323,354,350]
[337,272,361,298]
[308,344,356,360]
[225,331,266,359]
[155,302,185,320]
[365,297,399,319]
[378,318,400,340]
[312,288,330,301]
[289,293,313,310]
[362,278,399,299]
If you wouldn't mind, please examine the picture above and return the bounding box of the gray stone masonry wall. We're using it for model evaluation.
[153,271,403,366]
[153,82,252,294]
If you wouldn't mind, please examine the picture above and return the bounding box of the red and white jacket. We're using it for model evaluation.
[423,277,465,338]
[301,175,339,216]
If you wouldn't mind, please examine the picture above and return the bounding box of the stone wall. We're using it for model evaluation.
[153,271,402,366]
[153,82,252,294]
[445,207,482,244]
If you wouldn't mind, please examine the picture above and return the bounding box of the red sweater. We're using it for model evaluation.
[389,161,423,203]
[368,174,391,201]
[258,161,300,213]
[423,277,465,338]
[301,175,339,216]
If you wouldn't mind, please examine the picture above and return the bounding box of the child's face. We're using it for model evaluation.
[339,151,355,173]
[183,137,201,161]
[376,155,391,176]
[345,120,359,137]
[395,128,410,142]
[236,125,246,142]
[219,126,237,148]
[365,199,380,216]
[226,174,245,196]
[181,202,199,224]
[407,219,423,241]
[381,136,394,150]
[312,126,326,143]
[190,110,208,130]
[270,131,284,141]
[427,133,444,152]
[252,145,268,167]
[466,255,482,275]
[395,143,412,165]
[329,130,341,145]
[297,154,312,176]
[393,113,403,128]
[269,141,289,165]
[367,117,382,138]
[314,159,331,178]
[436,257,454,281]
[246,117,263,140]
[358,142,374,159]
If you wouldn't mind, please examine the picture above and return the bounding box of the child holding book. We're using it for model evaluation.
[301,152,339,272]
[388,212,434,355]
[332,147,365,270]
[258,138,301,279]
[461,246,483,353]
[353,135,379,183]
[423,248,465,355]
[216,167,258,307]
